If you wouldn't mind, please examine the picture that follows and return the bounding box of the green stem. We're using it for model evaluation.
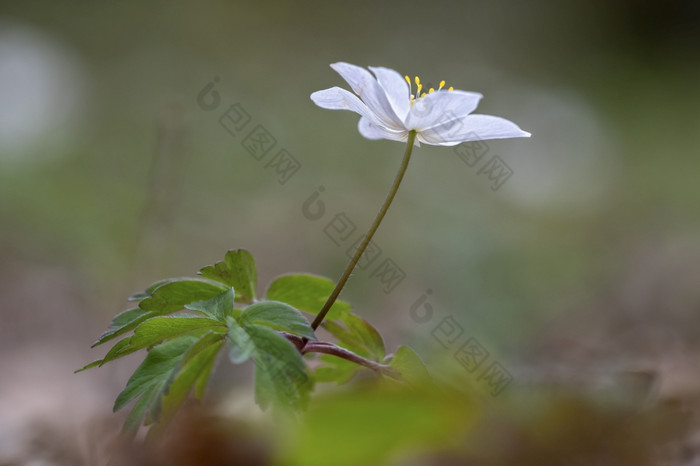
[310,130,417,330]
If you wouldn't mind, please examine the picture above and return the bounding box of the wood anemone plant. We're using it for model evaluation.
[79,61,531,437]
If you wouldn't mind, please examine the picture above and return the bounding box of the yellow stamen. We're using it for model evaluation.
[406,76,414,103]
[405,73,453,104]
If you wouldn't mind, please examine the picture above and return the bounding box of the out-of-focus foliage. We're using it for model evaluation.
[80,249,430,438]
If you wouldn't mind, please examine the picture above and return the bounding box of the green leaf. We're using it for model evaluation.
[138,279,227,313]
[265,274,350,320]
[249,325,312,411]
[389,346,431,386]
[284,386,474,466]
[342,314,385,360]
[193,336,222,398]
[240,300,316,340]
[123,385,159,434]
[159,332,225,426]
[322,313,385,360]
[185,288,235,322]
[91,308,156,348]
[110,308,149,328]
[100,337,136,365]
[226,316,256,364]
[92,288,231,370]
[128,279,170,302]
[198,249,257,302]
[117,332,226,436]
[129,316,226,350]
[114,336,197,420]
[225,316,312,411]
[314,354,360,384]
[75,359,102,373]
[87,316,225,371]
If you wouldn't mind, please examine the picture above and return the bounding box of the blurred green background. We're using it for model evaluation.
[1,0,699,464]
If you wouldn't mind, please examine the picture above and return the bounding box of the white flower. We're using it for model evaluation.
[311,62,531,146]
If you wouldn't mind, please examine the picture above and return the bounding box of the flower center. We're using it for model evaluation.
[404,75,453,105]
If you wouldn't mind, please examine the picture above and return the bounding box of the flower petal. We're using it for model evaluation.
[330,62,404,130]
[405,90,482,131]
[358,117,408,142]
[310,87,386,127]
[368,66,411,123]
[417,114,531,146]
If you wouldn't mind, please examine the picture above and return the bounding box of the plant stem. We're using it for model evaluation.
[282,332,401,379]
[303,341,401,379]
[310,130,417,331]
